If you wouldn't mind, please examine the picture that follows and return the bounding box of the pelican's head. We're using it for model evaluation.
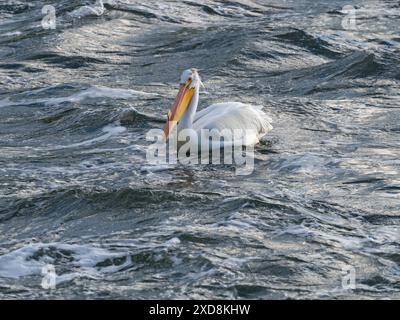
[163,68,202,139]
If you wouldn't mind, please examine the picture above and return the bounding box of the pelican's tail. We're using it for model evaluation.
[252,105,273,138]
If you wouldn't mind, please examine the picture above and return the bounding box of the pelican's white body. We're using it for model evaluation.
[175,69,272,149]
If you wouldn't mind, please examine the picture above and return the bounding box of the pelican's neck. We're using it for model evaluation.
[179,83,199,130]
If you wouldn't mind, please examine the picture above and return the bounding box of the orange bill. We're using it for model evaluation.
[163,82,195,139]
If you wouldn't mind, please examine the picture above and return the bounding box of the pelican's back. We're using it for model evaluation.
[193,102,272,144]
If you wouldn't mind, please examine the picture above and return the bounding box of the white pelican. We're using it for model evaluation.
[163,69,272,149]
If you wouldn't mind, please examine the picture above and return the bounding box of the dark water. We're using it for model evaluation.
[1,0,399,299]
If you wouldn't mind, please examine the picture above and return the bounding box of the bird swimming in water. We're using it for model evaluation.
[163,69,272,150]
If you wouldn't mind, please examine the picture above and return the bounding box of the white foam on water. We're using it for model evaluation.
[3,31,22,37]
[0,85,156,108]
[1,123,127,152]
[0,246,42,279]
[0,98,12,109]
[277,154,331,174]
[44,86,155,106]
[0,243,131,282]
[69,0,105,18]
[47,123,127,150]
[164,237,181,247]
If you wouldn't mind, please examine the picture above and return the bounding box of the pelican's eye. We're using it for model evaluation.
[185,77,193,86]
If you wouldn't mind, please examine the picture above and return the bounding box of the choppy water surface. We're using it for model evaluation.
[0,0,399,299]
